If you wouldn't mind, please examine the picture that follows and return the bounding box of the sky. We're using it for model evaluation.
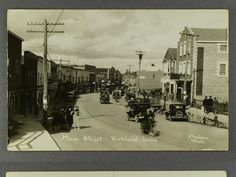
[6,171,226,177]
[7,10,228,73]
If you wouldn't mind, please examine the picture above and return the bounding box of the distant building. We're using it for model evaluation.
[138,70,163,90]
[123,71,137,87]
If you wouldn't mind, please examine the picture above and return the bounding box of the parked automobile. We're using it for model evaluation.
[165,103,188,121]
[65,91,76,101]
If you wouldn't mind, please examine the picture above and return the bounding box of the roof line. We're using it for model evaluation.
[8,30,24,41]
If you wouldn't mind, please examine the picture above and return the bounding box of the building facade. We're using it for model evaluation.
[161,48,178,101]
[138,70,163,90]
[174,27,228,103]
[8,31,24,115]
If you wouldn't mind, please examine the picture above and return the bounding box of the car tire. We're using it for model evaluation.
[175,110,184,119]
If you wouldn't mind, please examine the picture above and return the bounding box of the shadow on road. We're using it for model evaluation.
[80,114,115,120]
[79,126,92,129]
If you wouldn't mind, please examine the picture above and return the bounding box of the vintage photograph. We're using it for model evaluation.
[7,10,229,151]
[6,171,227,177]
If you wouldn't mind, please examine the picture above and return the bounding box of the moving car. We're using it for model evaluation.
[165,103,188,121]
[100,90,110,104]
[126,98,150,122]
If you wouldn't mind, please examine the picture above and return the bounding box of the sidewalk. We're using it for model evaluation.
[8,114,60,151]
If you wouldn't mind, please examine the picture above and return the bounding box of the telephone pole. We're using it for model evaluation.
[128,64,132,86]
[53,59,70,80]
[27,19,64,126]
[136,51,145,93]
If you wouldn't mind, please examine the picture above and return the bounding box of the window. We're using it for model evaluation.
[196,47,204,95]
[188,40,191,54]
[183,42,187,55]
[218,44,228,53]
[217,62,228,77]
[187,60,191,75]
[183,61,186,74]
[219,64,226,75]
[179,43,183,56]
[179,62,183,74]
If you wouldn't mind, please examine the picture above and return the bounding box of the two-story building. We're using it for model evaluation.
[171,27,228,103]
[161,48,178,101]
[21,51,38,115]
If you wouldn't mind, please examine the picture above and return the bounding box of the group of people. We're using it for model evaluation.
[203,96,219,114]
[51,105,80,131]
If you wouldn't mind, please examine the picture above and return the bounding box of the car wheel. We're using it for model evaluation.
[175,110,184,119]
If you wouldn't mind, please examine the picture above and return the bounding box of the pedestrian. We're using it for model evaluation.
[73,106,80,129]
[52,107,59,131]
[213,97,219,114]
[185,95,190,106]
[208,96,213,113]
[58,108,65,130]
[203,96,208,113]
[65,107,71,130]
[68,107,74,129]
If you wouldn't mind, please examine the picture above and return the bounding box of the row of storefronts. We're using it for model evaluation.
[8,30,123,117]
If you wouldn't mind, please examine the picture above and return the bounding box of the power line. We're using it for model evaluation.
[48,10,64,38]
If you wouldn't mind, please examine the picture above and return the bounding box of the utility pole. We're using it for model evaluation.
[27,19,64,127]
[136,51,145,94]
[128,64,132,86]
[53,59,70,81]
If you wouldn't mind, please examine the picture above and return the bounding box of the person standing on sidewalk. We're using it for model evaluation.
[72,105,80,129]
[208,96,213,113]
[213,97,219,114]
[203,96,208,113]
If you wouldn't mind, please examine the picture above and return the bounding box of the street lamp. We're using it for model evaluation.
[136,50,145,94]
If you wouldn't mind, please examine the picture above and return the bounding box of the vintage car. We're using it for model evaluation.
[125,92,136,101]
[165,103,188,121]
[112,90,122,100]
[100,90,110,104]
[126,99,150,122]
